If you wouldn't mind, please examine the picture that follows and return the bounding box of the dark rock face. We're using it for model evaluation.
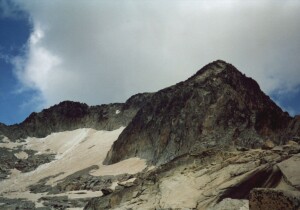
[0,93,153,141]
[104,60,292,165]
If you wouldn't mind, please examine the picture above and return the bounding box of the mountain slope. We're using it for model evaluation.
[104,60,292,165]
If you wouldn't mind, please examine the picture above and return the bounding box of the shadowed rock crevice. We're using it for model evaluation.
[218,165,283,201]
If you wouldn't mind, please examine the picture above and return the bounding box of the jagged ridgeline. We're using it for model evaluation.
[104,60,299,165]
[0,93,153,141]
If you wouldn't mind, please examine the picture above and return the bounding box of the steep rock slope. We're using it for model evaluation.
[0,93,153,141]
[104,60,292,165]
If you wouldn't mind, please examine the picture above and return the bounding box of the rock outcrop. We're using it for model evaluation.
[0,93,153,140]
[104,60,292,165]
[0,147,55,180]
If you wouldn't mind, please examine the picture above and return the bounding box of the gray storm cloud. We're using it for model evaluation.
[12,0,300,108]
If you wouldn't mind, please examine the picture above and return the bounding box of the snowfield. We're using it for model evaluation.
[0,127,147,208]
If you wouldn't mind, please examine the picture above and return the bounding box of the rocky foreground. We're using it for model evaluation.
[87,141,300,210]
[0,60,300,209]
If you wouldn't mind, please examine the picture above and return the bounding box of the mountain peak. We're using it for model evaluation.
[188,60,248,88]
[192,59,228,78]
[104,60,291,165]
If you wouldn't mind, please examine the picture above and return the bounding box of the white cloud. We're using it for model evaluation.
[11,0,300,108]
[12,23,60,99]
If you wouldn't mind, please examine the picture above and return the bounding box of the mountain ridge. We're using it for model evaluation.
[0,92,153,141]
[0,60,297,147]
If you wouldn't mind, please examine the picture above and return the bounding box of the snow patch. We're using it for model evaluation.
[90,157,146,176]
[0,139,24,149]
[14,151,28,159]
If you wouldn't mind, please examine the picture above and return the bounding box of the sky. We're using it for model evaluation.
[0,0,300,125]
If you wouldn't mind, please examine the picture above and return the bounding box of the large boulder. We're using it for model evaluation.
[262,139,275,150]
[277,154,300,189]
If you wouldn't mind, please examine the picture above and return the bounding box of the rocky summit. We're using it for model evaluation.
[104,60,293,165]
[0,60,299,210]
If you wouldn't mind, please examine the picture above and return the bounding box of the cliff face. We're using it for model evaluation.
[286,116,300,140]
[0,93,153,140]
[104,60,292,165]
